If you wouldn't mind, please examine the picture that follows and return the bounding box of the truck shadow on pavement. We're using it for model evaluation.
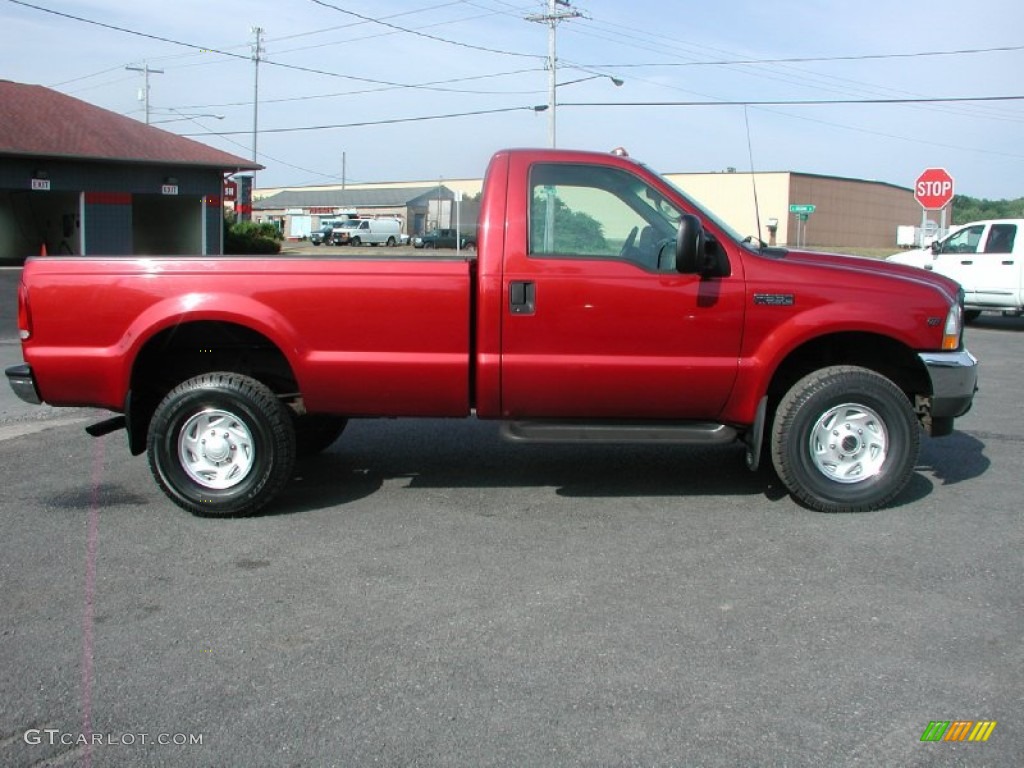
[270,421,771,517]
[265,420,988,517]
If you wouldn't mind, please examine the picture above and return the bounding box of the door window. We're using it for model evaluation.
[529,164,681,272]
[941,225,984,254]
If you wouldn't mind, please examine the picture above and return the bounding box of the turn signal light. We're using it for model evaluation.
[941,304,962,350]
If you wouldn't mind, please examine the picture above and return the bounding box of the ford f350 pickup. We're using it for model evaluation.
[6,148,978,516]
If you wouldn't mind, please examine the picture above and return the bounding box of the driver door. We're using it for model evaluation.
[932,224,985,289]
[500,162,744,420]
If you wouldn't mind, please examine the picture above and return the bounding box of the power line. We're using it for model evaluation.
[174,68,545,111]
[561,15,1024,125]
[306,0,544,59]
[7,0,532,93]
[557,95,1024,107]
[576,43,1024,69]
[179,105,542,136]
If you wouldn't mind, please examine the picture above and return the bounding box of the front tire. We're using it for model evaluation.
[771,366,919,512]
[147,373,296,517]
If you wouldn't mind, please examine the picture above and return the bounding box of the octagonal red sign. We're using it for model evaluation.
[915,168,955,210]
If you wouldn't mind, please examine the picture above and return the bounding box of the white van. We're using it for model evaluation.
[887,219,1023,321]
[332,218,402,247]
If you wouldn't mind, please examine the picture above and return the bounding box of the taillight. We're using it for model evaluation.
[17,282,32,341]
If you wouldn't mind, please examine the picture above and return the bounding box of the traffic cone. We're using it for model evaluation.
[40,242,47,256]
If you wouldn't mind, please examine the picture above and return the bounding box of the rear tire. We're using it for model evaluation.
[386,236,396,247]
[963,309,982,323]
[147,373,296,517]
[771,366,919,512]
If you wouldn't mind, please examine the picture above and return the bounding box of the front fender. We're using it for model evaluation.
[722,301,935,425]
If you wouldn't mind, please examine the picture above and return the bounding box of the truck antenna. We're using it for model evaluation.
[744,105,765,251]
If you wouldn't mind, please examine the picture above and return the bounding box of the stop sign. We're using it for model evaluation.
[915,168,955,210]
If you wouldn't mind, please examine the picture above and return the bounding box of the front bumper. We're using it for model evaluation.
[919,349,978,420]
[5,363,42,405]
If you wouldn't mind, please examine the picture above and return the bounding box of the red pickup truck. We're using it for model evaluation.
[7,148,978,516]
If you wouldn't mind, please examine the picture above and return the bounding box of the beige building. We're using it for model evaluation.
[668,171,933,249]
[257,169,936,249]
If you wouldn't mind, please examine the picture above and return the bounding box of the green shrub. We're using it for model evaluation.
[224,219,282,255]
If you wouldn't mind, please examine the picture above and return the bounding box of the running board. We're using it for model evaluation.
[500,420,738,445]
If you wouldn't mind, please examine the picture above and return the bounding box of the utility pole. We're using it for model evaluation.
[251,26,265,163]
[342,151,346,191]
[526,0,581,148]
[125,62,164,125]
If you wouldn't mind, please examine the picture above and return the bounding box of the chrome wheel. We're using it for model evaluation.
[178,408,255,490]
[808,402,888,484]
[772,366,918,512]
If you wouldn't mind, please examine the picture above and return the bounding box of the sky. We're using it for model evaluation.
[3,0,1023,199]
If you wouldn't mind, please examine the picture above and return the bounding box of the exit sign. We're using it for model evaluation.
[31,178,51,191]
[161,184,179,196]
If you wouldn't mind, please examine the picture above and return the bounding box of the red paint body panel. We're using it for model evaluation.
[17,148,962,432]
[22,257,473,416]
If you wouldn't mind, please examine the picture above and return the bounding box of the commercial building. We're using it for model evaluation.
[253,186,460,240]
[669,170,936,249]
[0,80,258,264]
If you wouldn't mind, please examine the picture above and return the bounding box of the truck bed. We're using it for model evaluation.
[20,255,475,416]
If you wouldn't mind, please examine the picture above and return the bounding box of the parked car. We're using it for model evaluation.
[332,218,401,246]
[887,219,1023,321]
[414,228,476,250]
[309,225,333,246]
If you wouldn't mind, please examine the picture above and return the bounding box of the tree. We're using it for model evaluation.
[952,195,1024,224]
[530,192,607,254]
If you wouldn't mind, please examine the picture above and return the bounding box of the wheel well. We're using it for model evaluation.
[767,333,930,407]
[126,321,298,455]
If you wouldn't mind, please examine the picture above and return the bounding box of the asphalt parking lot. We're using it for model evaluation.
[1,266,1021,766]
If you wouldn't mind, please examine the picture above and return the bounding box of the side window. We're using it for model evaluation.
[983,224,1016,254]
[941,225,984,254]
[529,163,680,271]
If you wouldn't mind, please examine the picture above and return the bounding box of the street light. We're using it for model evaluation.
[545,73,623,147]
[149,114,225,125]
[557,75,624,89]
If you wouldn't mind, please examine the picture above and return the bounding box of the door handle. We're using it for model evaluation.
[960,260,973,265]
[1002,260,1015,265]
[509,281,536,315]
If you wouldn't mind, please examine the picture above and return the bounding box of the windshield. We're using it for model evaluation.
[644,165,750,248]
[338,220,360,229]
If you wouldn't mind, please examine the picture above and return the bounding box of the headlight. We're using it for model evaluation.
[942,302,963,350]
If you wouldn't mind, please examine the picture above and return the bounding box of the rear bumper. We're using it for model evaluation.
[5,363,42,405]
[920,349,978,419]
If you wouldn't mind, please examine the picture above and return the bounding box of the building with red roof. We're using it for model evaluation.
[0,80,259,262]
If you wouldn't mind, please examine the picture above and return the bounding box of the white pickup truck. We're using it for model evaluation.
[888,219,1023,321]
